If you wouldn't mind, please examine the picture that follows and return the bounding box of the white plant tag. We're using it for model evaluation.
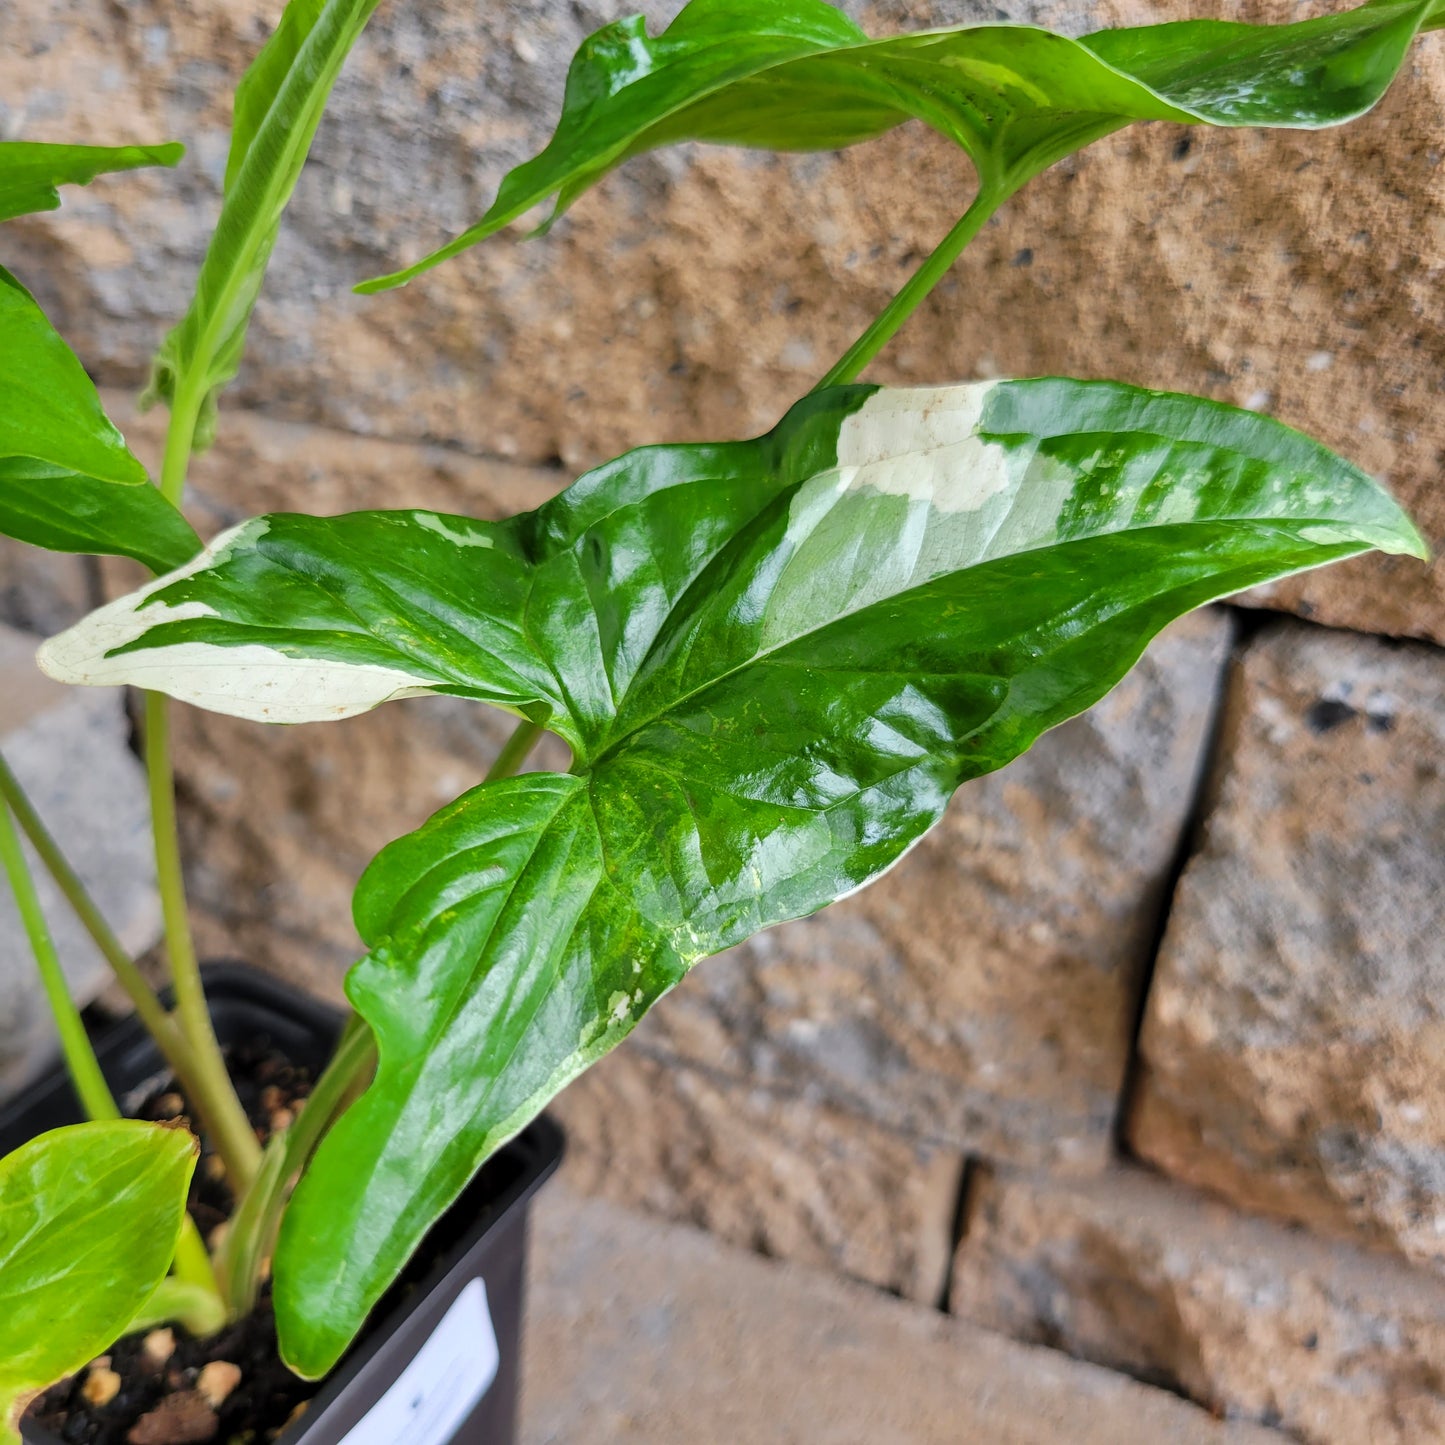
[338,1277,500,1445]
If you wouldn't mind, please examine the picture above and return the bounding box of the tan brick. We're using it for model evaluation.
[1131,620,1445,1266]
[523,1182,1287,1445]
[950,1165,1445,1445]
[550,1044,963,1305]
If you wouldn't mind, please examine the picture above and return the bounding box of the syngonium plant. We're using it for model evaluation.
[0,0,1436,1422]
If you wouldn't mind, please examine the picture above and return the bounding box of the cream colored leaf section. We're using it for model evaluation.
[836,382,1014,513]
[35,519,441,724]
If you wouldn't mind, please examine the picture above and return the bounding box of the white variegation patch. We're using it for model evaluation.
[837,382,1014,515]
[36,519,442,724]
[411,511,496,548]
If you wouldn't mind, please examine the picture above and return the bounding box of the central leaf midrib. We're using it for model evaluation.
[579,506,1359,772]
[365,779,601,1251]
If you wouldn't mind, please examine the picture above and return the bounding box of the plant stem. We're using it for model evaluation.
[128,1277,228,1339]
[0,753,197,1070]
[222,1014,377,1315]
[158,373,204,510]
[485,718,544,781]
[813,182,1010,391]
[0,789,223,1304]
[2,753,242,1308]
[287,1015,377,1174]
[148,368,263,1192]
[142,689,261,1189]
[0,795,118,1121]
[172,1215,225,1311]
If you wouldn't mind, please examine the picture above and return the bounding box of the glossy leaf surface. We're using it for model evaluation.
[0,1122,198,1443]
[146,0,383,444]
[0,140,183,224]
[363,0,1445,290]
[0,270,199,572]
[38,378,1426,1372]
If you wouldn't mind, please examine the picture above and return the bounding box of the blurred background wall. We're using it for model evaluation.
[1,0,1443,1438]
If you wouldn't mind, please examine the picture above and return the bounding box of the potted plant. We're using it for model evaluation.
[0,0,1436,1439]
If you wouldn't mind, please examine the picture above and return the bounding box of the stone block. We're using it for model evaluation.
[949,1165,1445,1445]
[641,608,1232,1170]
[522,1183,1287,1445]
[2,2,1441,639]
[1130,620,1445,1265]
[0,538,93,637]
[549,1043,963,1305]
[0,624,161,1093]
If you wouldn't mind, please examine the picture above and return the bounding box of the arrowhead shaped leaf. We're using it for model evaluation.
[362,0,1445,291]
[0,1121,198,1444]
[0,140,183,224]
[146,0,384,444]
[37,378,1427,1373]
[0,269,199,572]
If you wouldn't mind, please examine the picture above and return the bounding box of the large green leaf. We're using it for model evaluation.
[144,0,385,445]
[0,1121,198,1443]
[361,0,1445,291]
[0,269,199,572]
[36,378,1426,1372]
[0,140,183,224]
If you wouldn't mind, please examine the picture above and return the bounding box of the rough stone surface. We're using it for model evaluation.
[0,539,94,638]
[640,608,1232,1170]
[550,1044,964,1304]
[520,1183,1287,1445]
[949,1165,1445,1445]
[1130,620,1445,1266]
[0,624,161,1093]
[0,0,1439,639]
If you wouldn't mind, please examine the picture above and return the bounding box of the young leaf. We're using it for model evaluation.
[0,1121,198,1443]
[0,140,183,224]
[0,269,200,572]
[0,269,146,488]
[37,378,1427,1373]
[361,0,1445,291]
[145,0,384,446]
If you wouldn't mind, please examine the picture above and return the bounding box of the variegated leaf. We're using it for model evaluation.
[37,378,1426,1375]
[363,0,1445,290]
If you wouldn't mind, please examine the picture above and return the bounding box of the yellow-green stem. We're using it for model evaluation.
[142,690,261,1190]
[172,1214,225,1312]
[0,753,202,1082]
[0,795,117,1122]
[813,183,1010,391]
[0,794,221,1302]
[148,365,262,1192]
[158,372,204,510]
[485,719,545,782]
[223,1015,377,1315]
[128,1276,228,1339]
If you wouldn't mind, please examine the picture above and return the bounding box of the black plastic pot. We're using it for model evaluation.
[0,963,563,1445]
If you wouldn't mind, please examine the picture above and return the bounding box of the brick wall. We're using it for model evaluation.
[2,1,1442,1438]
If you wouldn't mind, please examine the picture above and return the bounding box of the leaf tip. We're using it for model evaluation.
[155,1118,204,1159]
[351,272,398,295]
